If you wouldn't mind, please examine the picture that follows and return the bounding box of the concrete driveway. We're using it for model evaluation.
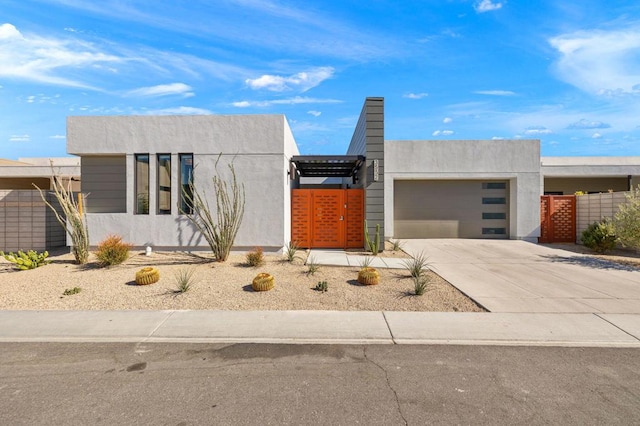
[402,239,640,314]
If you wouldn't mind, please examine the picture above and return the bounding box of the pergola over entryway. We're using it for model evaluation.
[289,155,366,249]
[290,155,365,178]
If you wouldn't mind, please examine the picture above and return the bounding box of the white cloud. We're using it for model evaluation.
[144,106,212,115]
[474,90,515,96]
[524,126,552,135]
[443,117,452,124]
[567,118,611,129]
[232,96,342,108]
[9,134,30,142]
[474,0,504,13]
[549,26,640,96]
[49,135,66,139]
[246,67,334,92]
[0,23,122,89]
[592,132,603,139]
[432,130,454,136]
[126,83,194,97]
[403,92,428,99]
[307,110,321,117]
[492,136,505,140]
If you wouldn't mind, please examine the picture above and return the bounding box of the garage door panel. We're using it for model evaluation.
[394,180,509,239]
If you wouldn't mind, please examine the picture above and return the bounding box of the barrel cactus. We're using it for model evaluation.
[357,267,380,286]
[135,267,160,285]
[252,272,275,291]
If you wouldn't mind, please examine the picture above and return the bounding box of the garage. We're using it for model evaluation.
[393,180,509,239]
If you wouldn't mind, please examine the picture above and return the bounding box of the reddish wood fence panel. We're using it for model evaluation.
[345,189,364,249]
[291,189,364,249]
[539,195,576,243]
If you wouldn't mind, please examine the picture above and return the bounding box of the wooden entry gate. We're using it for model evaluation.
[539,195,576,243]
[291,189,364,249]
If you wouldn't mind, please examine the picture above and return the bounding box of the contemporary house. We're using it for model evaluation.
[65,97,640,251]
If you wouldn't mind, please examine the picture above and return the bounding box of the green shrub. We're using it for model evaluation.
[306,255,319,276]
[1,250,50,270]
[284,241,302,263]
[414,275,429,296]
[96,234,133,266]
[402,251,430,278]
[174,268,197,293]
[246,247,265,267]
[63,287,81,296]
[613,185,640,250]
[581,221,616,253]
[314,280,328,292]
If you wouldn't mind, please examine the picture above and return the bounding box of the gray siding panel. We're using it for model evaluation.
[82,156,127,213]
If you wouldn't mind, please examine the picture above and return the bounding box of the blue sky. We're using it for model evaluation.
[2,0,640,160]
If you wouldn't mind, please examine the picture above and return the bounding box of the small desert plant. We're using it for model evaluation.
[1,250,50,270]
[357,267,380,285]
[581,220,616,253]
[314,280,328,292]
[180,156,245,262]
[95,234,133,266]
[252,272,275,291]
[63,287,82,296]
[613,185,640,250]
[284,241,302,263]
[35,168,89,265]
[358,256,374,269]
[174,268,197,293]
[413,275,429,296]
[402,251,430,278]
[390,239,404,252]
[364,220,381,255]
[135,267,160,285]
[306,255,320,276]
[246,247,265,267]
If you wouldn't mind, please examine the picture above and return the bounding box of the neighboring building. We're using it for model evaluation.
[0,157,79,252]
[0,157,80,191]
[62,98,640,251]
[541,156,640,195]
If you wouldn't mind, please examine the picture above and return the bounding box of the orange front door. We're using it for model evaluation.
[291,189,364,249]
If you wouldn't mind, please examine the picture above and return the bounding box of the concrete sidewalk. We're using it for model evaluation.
[1,310,639,347]
[308,249,407,269]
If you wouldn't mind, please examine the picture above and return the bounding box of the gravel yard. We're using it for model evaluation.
[0,249,485,312]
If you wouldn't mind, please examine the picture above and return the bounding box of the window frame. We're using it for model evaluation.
[157,153,172,215]
[134,153,150,215]
[179,153,194,215]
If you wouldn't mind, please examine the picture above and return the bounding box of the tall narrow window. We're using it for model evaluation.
[157,154,171,214]
[179,154,194,214]
[135,154,149,214]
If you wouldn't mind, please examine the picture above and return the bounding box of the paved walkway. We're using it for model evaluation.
[311,241,640,314]
[1,310,639,347]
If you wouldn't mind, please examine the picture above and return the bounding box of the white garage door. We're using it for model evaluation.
[394,180,509,239]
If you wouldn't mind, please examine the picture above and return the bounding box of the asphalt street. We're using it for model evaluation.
[1,343,639,425]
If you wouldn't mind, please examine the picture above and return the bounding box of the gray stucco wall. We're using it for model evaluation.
[68,115,299,251]
[384,139,541,241]
[345,97,384,247]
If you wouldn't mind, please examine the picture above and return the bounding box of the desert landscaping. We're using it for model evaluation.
[0,247,485,313]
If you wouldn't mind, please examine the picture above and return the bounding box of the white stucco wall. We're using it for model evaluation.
[68,115,298,251]
[384,139,541,241]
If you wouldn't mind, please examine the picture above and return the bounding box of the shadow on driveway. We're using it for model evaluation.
[540,254,639,272]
